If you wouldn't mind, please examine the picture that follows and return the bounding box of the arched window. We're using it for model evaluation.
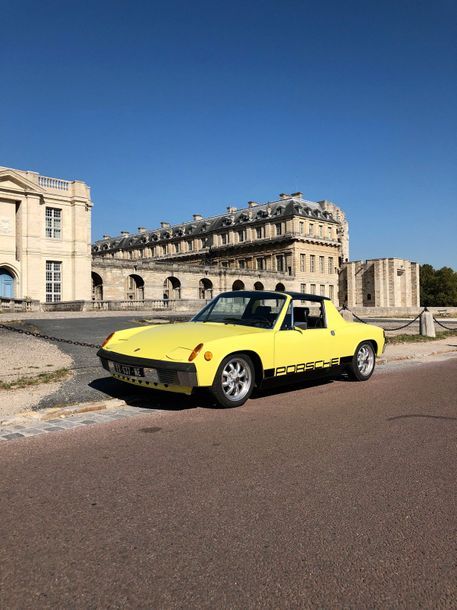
[275,282,285,292]
[163,276,181,300]
[254,281,264,291]
[126,274,144,300]
[199,278,213,299]
[232,280,245,291]
[91,272,103,301]
[0,267,15,298]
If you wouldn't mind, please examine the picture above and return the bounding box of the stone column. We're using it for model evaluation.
[420,310,435,338]
[346,263,357,308]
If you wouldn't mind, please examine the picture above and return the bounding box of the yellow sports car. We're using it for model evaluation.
[98,290,385,408]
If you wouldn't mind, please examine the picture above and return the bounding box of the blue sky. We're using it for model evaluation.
[1,0,456,267]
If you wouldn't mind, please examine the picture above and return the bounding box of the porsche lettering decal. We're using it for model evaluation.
[274,357,340,377]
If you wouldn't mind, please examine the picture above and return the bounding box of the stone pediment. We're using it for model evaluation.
[0,168,45,194]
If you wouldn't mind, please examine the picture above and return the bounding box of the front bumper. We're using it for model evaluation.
[97,348,198,387]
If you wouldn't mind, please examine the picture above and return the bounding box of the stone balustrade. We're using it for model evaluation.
[0,297,40,312]
[37,176,70,191]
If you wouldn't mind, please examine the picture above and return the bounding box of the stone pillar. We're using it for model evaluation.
[346,264,357,308]
[420,310,435,338]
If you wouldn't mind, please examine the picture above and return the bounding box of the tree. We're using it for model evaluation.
[420,264,457,306]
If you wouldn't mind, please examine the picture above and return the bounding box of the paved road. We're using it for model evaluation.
[1,359,456,609]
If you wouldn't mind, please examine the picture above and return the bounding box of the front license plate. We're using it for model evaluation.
[111,362,145,377]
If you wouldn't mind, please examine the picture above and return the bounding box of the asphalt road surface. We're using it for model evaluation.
[1,359,456,609]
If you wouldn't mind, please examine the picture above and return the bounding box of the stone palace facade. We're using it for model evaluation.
[0,167,92,303]
[0,166,421,309]
[91,193,349,304]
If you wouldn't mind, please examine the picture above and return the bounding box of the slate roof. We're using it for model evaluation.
[92,195,339,253]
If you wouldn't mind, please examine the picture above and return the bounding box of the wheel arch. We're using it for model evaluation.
[367,339,378,354]
[220,350,264,387]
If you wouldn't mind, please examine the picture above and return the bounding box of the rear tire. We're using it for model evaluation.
[211,354,255,408]
[347,341,376,381]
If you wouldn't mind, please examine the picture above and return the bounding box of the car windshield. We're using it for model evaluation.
[192,294,287,329]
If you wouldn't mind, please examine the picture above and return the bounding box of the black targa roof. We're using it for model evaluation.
[217,290,330,302]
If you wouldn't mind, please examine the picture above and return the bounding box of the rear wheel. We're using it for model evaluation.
[347,341,376,381]
[211,354,255,408]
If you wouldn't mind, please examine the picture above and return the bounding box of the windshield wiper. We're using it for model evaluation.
[221,317,248,325]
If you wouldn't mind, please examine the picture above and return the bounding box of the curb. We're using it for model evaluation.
[0,397,130,428]
[378,347,457,366]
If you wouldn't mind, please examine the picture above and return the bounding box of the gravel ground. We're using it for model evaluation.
[0,328,73,418]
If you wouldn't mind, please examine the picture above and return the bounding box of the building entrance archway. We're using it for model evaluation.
[92,272,103,301]
[126,274,144,300]
[0,267,15,298]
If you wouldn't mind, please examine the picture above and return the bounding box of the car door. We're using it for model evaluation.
[273,300,337,377]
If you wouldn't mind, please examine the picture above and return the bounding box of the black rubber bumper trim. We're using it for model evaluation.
[97,348,197,373]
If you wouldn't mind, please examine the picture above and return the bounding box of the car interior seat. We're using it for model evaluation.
[250,305,273,324]
[293,307,309,329]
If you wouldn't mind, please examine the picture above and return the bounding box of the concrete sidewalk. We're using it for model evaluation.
[380,336,457,365]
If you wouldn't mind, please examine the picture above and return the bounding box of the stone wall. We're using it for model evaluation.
[342,258,420,308]
[91,259,294,302]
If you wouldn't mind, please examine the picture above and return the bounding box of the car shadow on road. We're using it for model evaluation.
[89,371,347,411]
[251,374,350,400]
[89,376,205,411]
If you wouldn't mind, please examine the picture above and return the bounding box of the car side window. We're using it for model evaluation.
[281,299,327,330]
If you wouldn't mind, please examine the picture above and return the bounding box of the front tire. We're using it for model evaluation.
[347,341,376,381]
[211,354,255,408]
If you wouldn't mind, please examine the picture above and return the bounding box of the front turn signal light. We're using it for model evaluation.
[101,332,115,348]
[188,343,204,362]
[204,351,213,361]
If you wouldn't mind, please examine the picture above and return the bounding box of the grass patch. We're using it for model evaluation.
[387,330,457,344]
[0,368,70,391]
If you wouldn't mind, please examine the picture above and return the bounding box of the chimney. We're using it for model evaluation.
[226,206,237,214]
[279,193,290,200]
[160,221,171,228]
[138,226,147,233]
[192,214,202,221]
[102,234,111,240]
[248,201,258,208]
[291,192,303,199]
[120,231,130,237]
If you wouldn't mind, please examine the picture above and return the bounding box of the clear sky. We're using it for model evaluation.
[1,0,456,267]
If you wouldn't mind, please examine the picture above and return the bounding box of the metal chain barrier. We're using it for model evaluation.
[0,323,101,349]
[433,317,457,331]
[339,306,426,332]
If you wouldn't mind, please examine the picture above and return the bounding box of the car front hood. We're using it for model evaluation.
[103,321,267,362]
